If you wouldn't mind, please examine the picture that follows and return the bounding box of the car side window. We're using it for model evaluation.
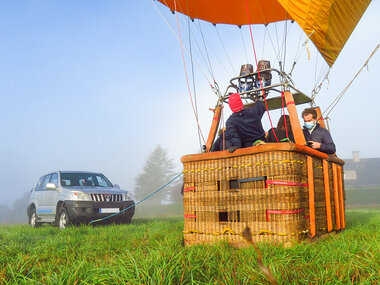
[96,175,108,187]
[50,173,58,186]
[35,176,44,191]
[41,174,52,190]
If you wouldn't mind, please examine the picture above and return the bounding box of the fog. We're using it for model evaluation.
[0,1,379,220]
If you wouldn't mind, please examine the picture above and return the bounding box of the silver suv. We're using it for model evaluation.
[27,171,135,229]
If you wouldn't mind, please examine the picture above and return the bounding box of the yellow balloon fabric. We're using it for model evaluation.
[158,0,371,66]
[278,0,372,66]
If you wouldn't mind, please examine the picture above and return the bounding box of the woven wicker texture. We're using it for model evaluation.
[182,151,345,247]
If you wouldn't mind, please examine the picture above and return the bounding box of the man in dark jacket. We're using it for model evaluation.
[225,93,266,151]
[302,108,336,154]
[211,128,232,152]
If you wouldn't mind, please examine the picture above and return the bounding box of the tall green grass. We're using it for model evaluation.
[1,210,379,284]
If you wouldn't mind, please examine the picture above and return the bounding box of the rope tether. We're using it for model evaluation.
[90,172,183,224]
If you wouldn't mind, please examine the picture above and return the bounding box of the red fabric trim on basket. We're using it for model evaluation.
[184,215,196,218]
[184,187,196,192]
[266,208,304,222]
[266,180,308,188]
[286,101,295,106]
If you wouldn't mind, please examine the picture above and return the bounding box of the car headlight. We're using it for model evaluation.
[73,191,90,201]
[124,192,133,201]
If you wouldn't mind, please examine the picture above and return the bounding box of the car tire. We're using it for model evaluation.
[29,208,41,228]
[57,207,71,229]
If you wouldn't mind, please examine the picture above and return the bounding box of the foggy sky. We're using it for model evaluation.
[0,1,379,205]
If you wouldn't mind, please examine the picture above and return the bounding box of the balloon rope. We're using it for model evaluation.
[174,0,207,147]
[323,44,380,118]
[244,0,279,143]
[281,91,290,140]
[188,17,202,150]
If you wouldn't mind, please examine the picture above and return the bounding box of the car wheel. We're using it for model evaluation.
[29,208,40,228]
[58,207,70,229]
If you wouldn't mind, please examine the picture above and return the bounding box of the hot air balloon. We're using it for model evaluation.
[156,0,371,246]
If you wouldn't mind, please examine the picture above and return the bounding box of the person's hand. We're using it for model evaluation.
[308,141,321,149]
[228,146,238,153]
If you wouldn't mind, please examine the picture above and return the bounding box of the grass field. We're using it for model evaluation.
[1,209,379,284]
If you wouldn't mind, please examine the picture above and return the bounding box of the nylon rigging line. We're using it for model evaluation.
[215,25,236,75]
[323,44,380,118]
[244,0,279,143]
[265,25,281,65]
[275,21,281,69]
[313,51,319,88]
[277,19,292,72]
[182,0,216,81]
[282,17,290,71]
[188,16,202,150]
[186,22,214,78]
[261,27,267,60]
[281,91,290,141]
[289,28,307,75]
[153,0,213,87]
[239,27,249,64]
[196,19,216,82]
[173,0,208,148]
[176,0,232,81]
[90,173,183,224]
[195,20,233,80]
[175,6,232,83]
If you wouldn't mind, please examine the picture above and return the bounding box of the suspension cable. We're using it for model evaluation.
[177,1,232,83]
[239,27,249,63]
[153,0,213,86]
[188,17,202,150]
[282,18,288,71]
[244,0,279,143]
[281,91,290,141]
[265,25,281,65]
[173,0,207,147]
[215,25,236,75]
[323,44,380,118]
[196,20,216,81]
[313,52,318,88]
[261,26,267,59]
[195,20,234,80]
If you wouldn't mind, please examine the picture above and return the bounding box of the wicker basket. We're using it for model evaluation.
[181,143,345,247]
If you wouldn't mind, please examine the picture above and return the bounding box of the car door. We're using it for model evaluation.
[33,176,45,217]
[38,174,52,219]
[43,172,58,219]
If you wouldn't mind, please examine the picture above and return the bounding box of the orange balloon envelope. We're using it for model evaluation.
[158,0,371,67]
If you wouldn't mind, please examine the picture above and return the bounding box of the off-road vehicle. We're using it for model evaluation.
[27,171,135,229]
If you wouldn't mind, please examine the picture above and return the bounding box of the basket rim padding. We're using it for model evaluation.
[181,143,344,165]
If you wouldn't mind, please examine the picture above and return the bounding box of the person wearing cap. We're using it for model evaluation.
[225,93,266,152]
[302,108,336,154]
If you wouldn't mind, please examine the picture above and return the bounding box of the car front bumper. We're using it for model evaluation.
[64,200,135,222]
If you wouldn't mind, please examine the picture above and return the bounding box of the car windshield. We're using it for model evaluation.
[60,173,113,187]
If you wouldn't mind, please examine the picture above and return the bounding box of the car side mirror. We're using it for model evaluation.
[46,182,57,190]
[113,184,120,189]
